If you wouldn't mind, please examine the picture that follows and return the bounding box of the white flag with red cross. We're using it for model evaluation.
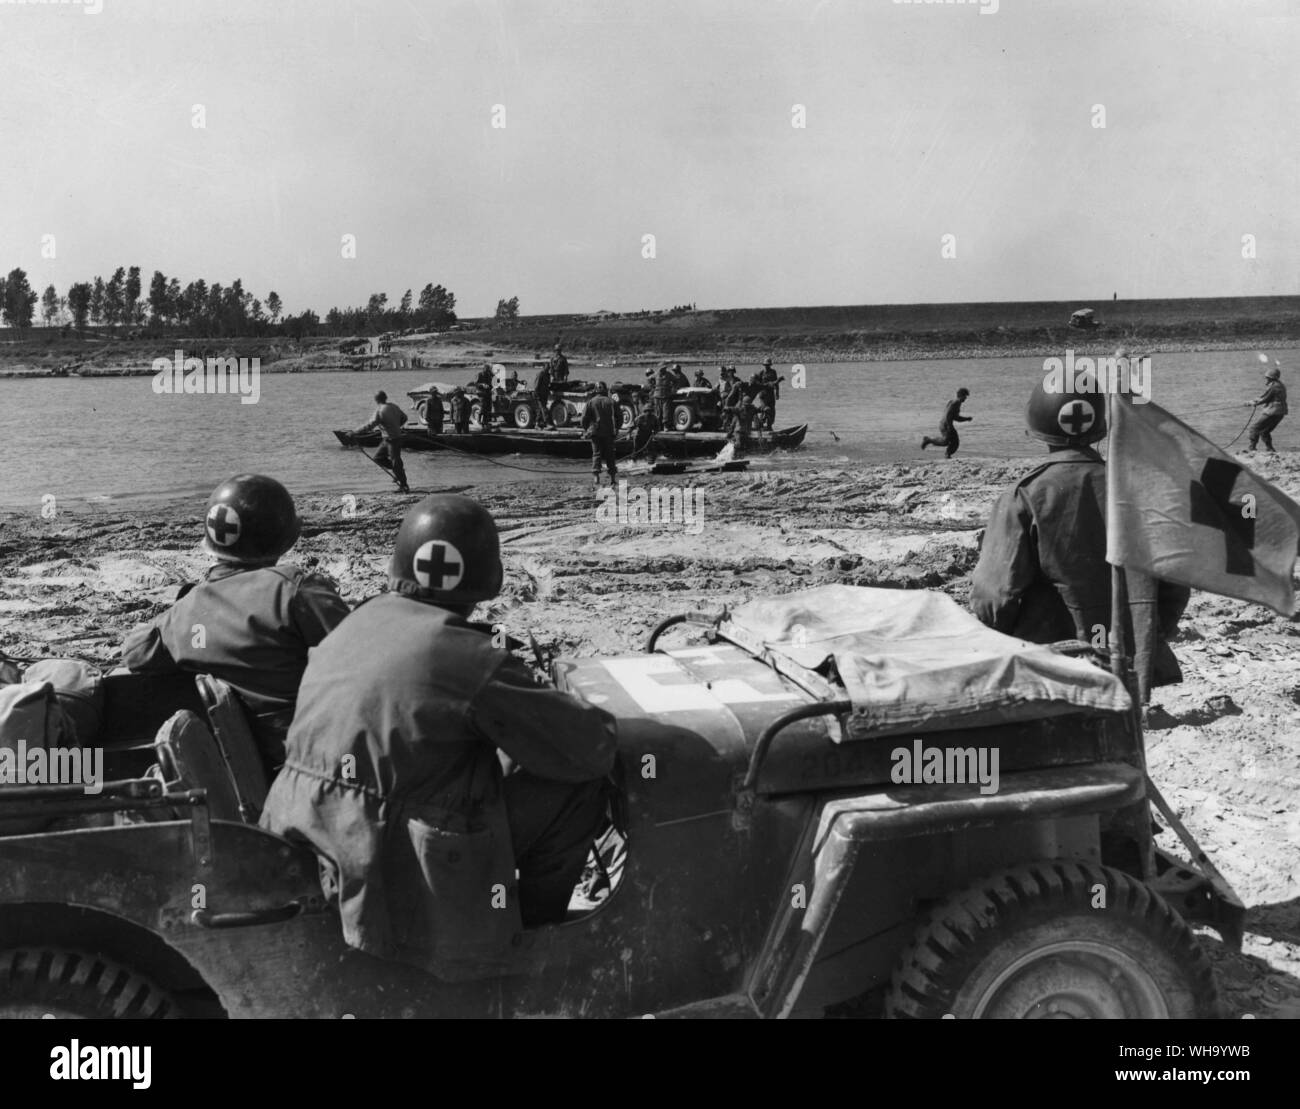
[1106,394,1300,615]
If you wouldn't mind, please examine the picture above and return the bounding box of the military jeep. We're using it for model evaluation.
[0,586,1240,1019]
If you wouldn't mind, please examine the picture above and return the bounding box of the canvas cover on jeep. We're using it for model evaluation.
[718,585,1131,740]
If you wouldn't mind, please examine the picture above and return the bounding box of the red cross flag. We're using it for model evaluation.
[1106,394,1300,615]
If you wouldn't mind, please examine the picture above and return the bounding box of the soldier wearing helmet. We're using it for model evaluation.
[260,494,616,971]
[582,381,619,488]
[352,390,410,493]
[1245,362,1287,453]
[548,343,570,386]
[970,380,1188,696]
[920,388,972,458]
[121,474,350,773]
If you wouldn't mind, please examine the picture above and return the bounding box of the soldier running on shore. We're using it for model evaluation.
[1246,362,1288,453]
[920,387,971,458]
[354,390,410,492]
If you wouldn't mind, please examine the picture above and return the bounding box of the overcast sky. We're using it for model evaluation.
[1,0,1296,317]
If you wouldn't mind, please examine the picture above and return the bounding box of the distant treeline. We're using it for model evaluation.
[0,266,458,339]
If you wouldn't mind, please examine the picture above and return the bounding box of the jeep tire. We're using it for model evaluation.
[884,862,1220,1019]
[672,404,694,431]
[0,947,183,1019]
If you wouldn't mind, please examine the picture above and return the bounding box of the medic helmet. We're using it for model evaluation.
[389,494,504,604]
[202,474,301,565]
[1026,378,1107,447]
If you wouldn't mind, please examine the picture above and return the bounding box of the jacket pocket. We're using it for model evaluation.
[406,808,522,977]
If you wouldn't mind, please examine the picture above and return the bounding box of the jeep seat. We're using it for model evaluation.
[154,710,243,822]
[194,675,270,823]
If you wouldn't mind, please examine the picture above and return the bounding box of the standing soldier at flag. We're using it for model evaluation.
[1245,362,1287,453]
[970,380,1188,697]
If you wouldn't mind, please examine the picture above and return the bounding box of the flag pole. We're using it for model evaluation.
[1107,386,1156,878]
[1106,390,1127,681]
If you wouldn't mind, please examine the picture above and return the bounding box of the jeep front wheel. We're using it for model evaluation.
[0,948,183,1019]
[884,862,1219,1019]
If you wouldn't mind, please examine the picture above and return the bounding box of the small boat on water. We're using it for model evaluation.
[332,423,808,460]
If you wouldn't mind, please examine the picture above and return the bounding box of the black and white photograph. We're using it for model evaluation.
[0,0,1295,1069]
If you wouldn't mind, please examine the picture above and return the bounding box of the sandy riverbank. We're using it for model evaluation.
[2,454,1299,1016]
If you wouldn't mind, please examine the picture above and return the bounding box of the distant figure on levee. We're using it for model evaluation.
[121,474,350,774]
[353,390,410,492]
[583,381,619,490]
[969,380,1188,699]
[259,494,616,969]
[1246,362,1287,453]
[920,387,972,458]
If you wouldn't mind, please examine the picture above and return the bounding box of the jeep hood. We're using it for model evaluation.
[717,585,1131,739]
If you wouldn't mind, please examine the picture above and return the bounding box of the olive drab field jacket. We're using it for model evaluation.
[970,447,1189,667]
[1255,380,1288,417]
[122,563,350,769]
[363,402,408,441]
[259,592,617,978]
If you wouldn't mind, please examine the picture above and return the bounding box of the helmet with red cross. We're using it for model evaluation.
[202,474,301,565]
[389,494,504,604]
[1026,378,1106,447]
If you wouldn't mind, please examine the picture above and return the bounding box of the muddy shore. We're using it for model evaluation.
[2,453,1298,1017]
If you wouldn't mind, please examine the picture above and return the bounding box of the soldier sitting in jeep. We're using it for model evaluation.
[260,494,617,970]
[120,474,349,776]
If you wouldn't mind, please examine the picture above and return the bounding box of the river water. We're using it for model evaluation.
[0,350,1276,509]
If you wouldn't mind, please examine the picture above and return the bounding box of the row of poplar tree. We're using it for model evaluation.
[0,267,459,339]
